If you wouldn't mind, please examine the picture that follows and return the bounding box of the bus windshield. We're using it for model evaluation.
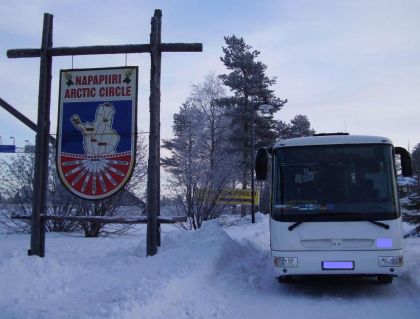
[273,144,399,222]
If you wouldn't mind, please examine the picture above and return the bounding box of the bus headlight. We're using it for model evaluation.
[378,256,403,267]
[273,256,298,268]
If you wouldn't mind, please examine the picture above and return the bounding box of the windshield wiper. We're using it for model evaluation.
[288,221,307,231]
[288,212,344,231]
[367,220,389,229]
[288,214,390,231]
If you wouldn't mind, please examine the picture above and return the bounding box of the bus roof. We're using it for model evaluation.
[273,134,393,149]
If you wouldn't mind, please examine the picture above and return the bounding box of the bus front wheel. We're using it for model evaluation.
[277,275,292,283]
[377,275,394,284]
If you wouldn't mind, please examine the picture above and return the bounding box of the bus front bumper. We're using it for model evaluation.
[272,249,403,277]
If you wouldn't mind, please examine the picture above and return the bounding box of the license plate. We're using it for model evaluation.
[322,261,354,270]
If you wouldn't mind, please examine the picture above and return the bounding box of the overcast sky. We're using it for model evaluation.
[1,0,419,150]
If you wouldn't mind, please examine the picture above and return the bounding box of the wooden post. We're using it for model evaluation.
[147,10,162,256]
[29,13,53,257]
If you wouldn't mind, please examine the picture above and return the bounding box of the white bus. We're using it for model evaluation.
[255,134,413,283]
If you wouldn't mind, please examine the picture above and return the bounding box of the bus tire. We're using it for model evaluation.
[277,275,292,283]
[377,275,394,284]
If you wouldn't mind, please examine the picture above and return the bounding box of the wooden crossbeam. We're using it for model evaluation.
[12,214,187,224]
[7,43,202,58]
[0,97,56,145]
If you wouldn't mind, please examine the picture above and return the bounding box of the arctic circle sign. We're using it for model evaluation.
[57,67,138,200]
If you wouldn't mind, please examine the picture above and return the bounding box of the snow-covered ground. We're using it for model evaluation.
[1,213,419,319]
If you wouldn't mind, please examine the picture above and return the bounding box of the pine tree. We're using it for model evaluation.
[412,143,420,172]
[218,35,287,191]
[277,115,315,139]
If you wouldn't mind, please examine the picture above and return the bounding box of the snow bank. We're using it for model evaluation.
[1,214,420,319]
[401,238,420,291]
[0,220,267,319]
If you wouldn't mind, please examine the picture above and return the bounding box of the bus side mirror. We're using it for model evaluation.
[256,148,269,181]
[395,147,413,177]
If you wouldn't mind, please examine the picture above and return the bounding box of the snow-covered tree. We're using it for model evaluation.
[163,74,236,229]
[0,151,80,233]
[0,138,147,236]
[163,102,205,227]
[401,143,420,237]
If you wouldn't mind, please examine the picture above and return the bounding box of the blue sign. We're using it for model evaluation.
[56,67,138,200]
[0,145,16,153]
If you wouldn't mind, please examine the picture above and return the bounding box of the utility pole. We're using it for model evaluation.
[251,104,256,224]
